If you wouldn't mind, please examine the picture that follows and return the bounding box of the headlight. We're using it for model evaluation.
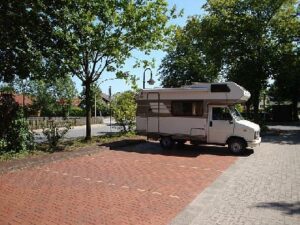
[254,131,260,139]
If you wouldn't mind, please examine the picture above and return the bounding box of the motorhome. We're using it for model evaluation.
[136,82,261,154]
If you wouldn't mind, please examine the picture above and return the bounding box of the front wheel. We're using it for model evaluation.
[160,136,174,149]
[228,138,246,154]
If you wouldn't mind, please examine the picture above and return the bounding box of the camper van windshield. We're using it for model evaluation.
[229,106,243,121]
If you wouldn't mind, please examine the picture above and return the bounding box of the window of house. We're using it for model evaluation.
[171,101,203,116]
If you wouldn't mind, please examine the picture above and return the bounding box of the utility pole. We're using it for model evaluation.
[94,91,97,123]
[109,86,112,133]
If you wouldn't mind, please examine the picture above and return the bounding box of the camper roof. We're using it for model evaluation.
[138,82,250,103]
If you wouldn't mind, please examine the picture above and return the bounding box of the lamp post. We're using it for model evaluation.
[143,68,155,89]
[109,86,112,132]
[93,77,119,123]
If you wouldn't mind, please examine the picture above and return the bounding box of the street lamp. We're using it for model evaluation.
[143,68,155,89]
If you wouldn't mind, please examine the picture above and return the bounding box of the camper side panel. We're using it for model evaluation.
[136,99,207,141]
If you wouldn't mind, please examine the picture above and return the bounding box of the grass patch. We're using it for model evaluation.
[0,132,143,162]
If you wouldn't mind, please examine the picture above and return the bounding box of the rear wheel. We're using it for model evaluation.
[228,138,246,154]
[160,136,174,149]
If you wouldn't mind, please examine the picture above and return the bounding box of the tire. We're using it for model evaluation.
[228,138,246,154]
[160,136,174,149]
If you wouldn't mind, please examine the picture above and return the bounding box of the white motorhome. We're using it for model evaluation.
[136,82,261,154]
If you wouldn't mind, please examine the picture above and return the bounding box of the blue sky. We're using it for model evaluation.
[73,0,207,95]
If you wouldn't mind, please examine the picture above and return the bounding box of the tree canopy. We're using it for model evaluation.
[159,16,221,87]
[159,0,300,119]
[0,0,68,82]
[28,76,78,117]
[52,0,177,139]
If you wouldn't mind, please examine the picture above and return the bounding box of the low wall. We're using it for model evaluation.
[28,117,103,130]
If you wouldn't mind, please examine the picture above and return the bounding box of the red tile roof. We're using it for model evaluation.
[13,94,33,106]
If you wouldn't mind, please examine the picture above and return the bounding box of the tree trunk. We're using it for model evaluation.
[85,80,92,141]
[292,97,299,121]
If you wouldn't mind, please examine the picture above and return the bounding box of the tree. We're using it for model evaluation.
[0,94,34,153]
[201,0,299,119]
[28,76,77,116]
[111,91,137,132]
[53,76,78,117]
[0,0,68,82]
[268,2,300,121]
[55,0,177,140]
[269,53,300,121]
[159,16,221,87]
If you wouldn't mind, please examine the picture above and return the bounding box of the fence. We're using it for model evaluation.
[28,117,103,130]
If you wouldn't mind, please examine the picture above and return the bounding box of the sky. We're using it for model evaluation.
[73,0,207,95]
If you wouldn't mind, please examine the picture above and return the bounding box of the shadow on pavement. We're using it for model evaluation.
[262,130,300,145]
[254,201,300,215]
[104,140,254,158]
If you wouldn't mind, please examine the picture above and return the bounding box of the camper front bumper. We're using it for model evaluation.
[247,137,261,148]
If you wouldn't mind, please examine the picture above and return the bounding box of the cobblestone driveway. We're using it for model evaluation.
[0,142,237,225]
[170,131,300,225]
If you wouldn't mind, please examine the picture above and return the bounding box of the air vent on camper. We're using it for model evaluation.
[211,84,230,92]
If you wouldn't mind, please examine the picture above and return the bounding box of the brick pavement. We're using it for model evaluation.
[170,131,300,225]
[0,142,237,225]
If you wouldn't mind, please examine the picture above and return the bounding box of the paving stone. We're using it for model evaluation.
[0,142,236,225]
[170,131,300,225]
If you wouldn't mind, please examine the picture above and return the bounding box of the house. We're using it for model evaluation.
[13,94,33,106]
[0,92,33,106]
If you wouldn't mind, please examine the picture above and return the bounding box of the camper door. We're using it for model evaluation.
[208,105,234,144]
[147,93,160,134]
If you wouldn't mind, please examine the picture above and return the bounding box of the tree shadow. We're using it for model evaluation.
[254,201,300,215]
[102,141,254,158]
[262,130,300,145]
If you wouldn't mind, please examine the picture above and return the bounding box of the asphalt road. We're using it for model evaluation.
[34,117,121,142]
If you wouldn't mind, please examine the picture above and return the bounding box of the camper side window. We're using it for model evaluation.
[171,101,203,117]
[212,107,232,120]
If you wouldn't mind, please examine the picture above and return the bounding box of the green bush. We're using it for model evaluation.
[68,106,85,117]
[42,121,71,150]
[0,94,35,154]
[111,91,137,132]
[5,112,35,153]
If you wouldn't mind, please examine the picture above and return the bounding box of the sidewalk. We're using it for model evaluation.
[170,131,300,225]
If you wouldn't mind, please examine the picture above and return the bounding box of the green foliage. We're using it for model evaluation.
[201,0,300,118]
[111,91,137,132]
[0,94,34,153]
[0,84,14,93]
[235,104,244,113]
[268,8,300,121]
[0,138,7,150]
[0,1,69,82]
[42,121,71,150]
[28,75,78,117]
[0,93,18,137]
[160,16,220,87]
[6,112,35,153]
[51,0,178,139]
[68,106,85,117]
[159,0,300,121]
